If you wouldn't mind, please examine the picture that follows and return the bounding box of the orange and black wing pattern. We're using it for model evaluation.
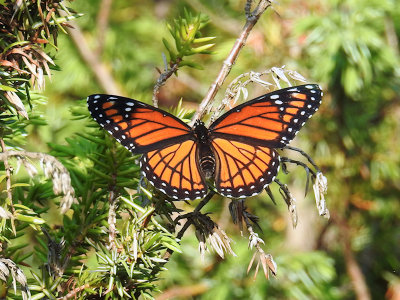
[209,84,323,148]
[211,138,279,198]
[87,94,193,153]
[87,94,206,200]
[140,140,207,200]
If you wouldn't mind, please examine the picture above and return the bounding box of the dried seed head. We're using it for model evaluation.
[313,172,330,219]
[288,198,298,228]
[248,232,265,250]
[194,214,236,260]
[0,258,30,299]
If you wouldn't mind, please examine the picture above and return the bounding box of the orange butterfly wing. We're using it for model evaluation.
[211,138,279,198]
[141,140,207,200]
[209,84,322,198]
[87,94,193,153]
[87,94,207,200]
[209,84,323,148]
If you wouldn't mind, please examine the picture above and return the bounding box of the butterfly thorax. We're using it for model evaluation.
[193,120,215,179]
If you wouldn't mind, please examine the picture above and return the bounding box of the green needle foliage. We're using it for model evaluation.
[162,9,215,70]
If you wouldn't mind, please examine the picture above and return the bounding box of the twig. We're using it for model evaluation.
[107,190,118,251]
[65,18,122,95]
[95,0,113,57]
[191,0,272,124]
[59,283,90,300]
[152,59,181,107]
[274,178,298,227]
[155,283,209,300]
[244,213,277,279]
[332,212,371,300]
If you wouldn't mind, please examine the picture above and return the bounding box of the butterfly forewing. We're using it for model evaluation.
[209,84,322,148]
[141,140,207,200]
[211,138,280,198]
[87,94,193,153]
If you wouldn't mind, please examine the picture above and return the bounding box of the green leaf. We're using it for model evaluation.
[179,60,204,70]
[11,183,31,188]
[15,213,45,224]
[190,43,215,54]
[0,85,17,92]
[193,36,216,43]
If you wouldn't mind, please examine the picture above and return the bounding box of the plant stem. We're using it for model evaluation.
[152,59,181,107]
[191,0,272,124]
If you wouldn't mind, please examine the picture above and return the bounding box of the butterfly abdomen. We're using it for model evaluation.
[193,120,215,179]
[198,143,215,179]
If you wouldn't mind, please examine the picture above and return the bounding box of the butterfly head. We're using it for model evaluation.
[193,120,209,143]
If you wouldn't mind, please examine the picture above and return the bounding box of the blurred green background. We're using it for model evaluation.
[19,0,400,299]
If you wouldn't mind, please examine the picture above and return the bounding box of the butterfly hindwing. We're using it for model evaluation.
[87,94,193,153]
[141,140,207,200]
[209,84,322,148]
[211,138,280,198]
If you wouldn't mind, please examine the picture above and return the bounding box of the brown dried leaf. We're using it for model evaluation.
[21,56,38,77]
[5,91,28,119]
[32,47,55,65]
[0,60,14,67]
[247,252,257,274]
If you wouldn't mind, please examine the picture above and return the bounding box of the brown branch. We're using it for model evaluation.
[155,283,209,300]
[65,18,122,95]
[191,0,272,124]
[332,212,371,300]
[95,0,113,57]
[152,59,181,107]
[108,190,118,251]
[59,283,90,300]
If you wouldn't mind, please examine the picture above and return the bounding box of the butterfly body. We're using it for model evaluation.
[88,84,323,200]
[192,120,216,179]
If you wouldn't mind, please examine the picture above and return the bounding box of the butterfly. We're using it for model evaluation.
[87,84,322,201]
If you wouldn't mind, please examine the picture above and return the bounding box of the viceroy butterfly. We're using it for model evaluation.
[87,84,322,200]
